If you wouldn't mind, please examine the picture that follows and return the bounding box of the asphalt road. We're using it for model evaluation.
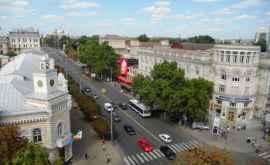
[44,47,203,164]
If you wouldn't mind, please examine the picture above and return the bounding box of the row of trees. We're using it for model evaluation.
[132,61,213,122]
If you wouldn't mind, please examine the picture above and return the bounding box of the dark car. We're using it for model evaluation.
[119,103,128,110]
[159,146,176,160]
[110,102,118,109]
[112,112,121,122]
[123,125,136,135]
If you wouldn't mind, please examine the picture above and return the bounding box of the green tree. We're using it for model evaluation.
[132,74,145,94]
[6,51,17,57]
[187,35,215,44]
[255,39,267,52]
[137,34,150,42]
[0,126,27,163]
[79,38,119,79]
[12,142,49,165]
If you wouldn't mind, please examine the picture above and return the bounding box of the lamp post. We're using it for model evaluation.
[110,110,113,142]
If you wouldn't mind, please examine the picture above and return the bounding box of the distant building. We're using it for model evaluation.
[8,28,40,53]
[0,51,72,162]
[255,31,267,43]
[0,55,9,68]
[0,36,8,55]
[49,29,66,38]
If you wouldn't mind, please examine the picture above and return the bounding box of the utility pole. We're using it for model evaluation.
[110,110,113,142]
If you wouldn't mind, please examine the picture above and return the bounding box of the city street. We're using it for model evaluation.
[44,47,200,165]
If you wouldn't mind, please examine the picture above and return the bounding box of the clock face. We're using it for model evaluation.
[50,79,55,87]
[37,80,43,87]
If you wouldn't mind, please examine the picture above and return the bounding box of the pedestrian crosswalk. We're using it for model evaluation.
[123,140,200,165]
[258,149,270,162]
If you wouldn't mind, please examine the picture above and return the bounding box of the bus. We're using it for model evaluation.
[128,99,151,117]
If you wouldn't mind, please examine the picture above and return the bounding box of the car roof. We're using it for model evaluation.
[160,134,170,138]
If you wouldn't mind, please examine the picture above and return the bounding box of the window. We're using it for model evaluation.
[33,128,42,143]
[219,85,225,93]
[230,102,236,107]
[246,77,250,82]
[232,77,240,82]
[233,55,237,63]
[217,100,222,104]
[246,56,250,64]
[240,56,244,63]
[221,73,226,80]
[226,55,230,63]
[244,102,248,107]
[57,122,63,138]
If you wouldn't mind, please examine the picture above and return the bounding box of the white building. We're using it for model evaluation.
[8,29,40,53]
[0,36,8,55]
[0,51,72,162]
[127,44,270,126]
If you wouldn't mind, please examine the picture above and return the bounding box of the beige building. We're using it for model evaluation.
[0,36,8,55]
[8,29,40,53]
[126,44,270,125]
[0,51,72,162]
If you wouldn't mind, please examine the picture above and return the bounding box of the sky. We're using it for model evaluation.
[0,0,270,39]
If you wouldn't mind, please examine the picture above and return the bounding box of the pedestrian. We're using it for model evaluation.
[102,144,106,151]
[84,153,88,160]
[106,154,111,164]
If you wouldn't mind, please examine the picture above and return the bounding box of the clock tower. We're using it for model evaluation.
[33,55,58,95]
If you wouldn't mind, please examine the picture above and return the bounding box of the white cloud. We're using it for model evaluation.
[192,0,219,2]
[0,16,8,20]
[60,0,99,9]
[143,0,171,23]
[234,14,257,20]
[41,14,65,22]
[0,0,30,14]
[170,12,205,20]
[214,0,266,15]
[121,17,135,25]
[266,11,270,16]
[66,11,97,17]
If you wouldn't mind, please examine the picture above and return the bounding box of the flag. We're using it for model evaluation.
[73,129,82,141]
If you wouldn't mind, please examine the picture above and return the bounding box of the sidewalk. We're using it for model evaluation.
[71,100,124,165]
[176,119,269,153]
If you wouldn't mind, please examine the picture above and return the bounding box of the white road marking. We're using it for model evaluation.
[171,144,180,152]
[145,152,153,161]
[153,149,162,158]
[263,154,270,159]
[179,143,188,150]
[168,145,177,153]
[124,157,131,165]
[175,143,184,151]
[140,153,149,162]
[121,110,162,143]
[127,156,136,165]
[136,153,145,164]
[184,142,193,149]
[131,155,139,164]
[189,140,199,147]
[156,149,165,157]
[259,152,269,157]
[183,143,191,150]
[149,151,157,159]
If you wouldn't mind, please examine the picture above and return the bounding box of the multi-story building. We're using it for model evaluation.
[0,51,72,162]
[126,44,270,126]
[8,29,40,53]
[0,36,8,55]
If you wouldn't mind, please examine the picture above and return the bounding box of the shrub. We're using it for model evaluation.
[92,118,110,138]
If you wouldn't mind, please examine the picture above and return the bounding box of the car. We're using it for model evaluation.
[83,87,91,93]
[104,103,114,112]
[137,137,153,152]
[110,102,118,109]
[123,125,136,135]
[159,145,176,160]
[158,133,172,143]
[112,112,121,122]
[118,103,128,110]
[192,122,210,130]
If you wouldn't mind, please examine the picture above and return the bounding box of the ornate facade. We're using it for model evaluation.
[0,51,72,162]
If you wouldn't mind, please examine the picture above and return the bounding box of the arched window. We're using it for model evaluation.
[33,128,42,143]
[57,122,63,138]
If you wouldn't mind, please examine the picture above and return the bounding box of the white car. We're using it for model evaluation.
[104,103,114,112]
[158,133,172,143]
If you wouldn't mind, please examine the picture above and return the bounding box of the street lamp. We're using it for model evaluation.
[110,110,113,142]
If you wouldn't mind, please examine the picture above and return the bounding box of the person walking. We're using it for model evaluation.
[84,153,88,160]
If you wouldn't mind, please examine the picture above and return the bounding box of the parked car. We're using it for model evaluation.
[137,137,153,152]
[83,87,91,93]
[123,125,136,135]
[192,122,210,130]
[159,145,176,160]
[104,103,114,112]
[118,103,128,110]
[158,133,172,143]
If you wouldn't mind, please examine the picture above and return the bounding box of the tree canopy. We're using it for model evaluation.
[187,35,215,44]
[174,147,234,165]
[78,37,119,79]
[137,34,150,42]
[132,61,213,122]
[6,51,17,57]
